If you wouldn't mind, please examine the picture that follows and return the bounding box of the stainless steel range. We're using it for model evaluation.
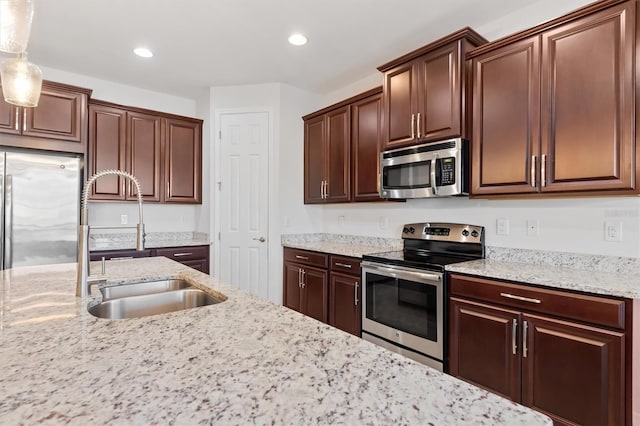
[361,222,485,371]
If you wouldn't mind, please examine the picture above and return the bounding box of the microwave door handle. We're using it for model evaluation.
[431,155,438,196]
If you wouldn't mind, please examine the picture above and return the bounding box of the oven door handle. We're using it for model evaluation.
[361,262,442,284]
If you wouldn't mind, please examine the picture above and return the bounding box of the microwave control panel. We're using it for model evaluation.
[439,157,456,185]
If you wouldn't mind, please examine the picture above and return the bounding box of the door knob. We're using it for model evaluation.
[253,237,266,242]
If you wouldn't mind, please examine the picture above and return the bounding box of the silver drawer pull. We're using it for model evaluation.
[512,319,518,355]
[173,252,193,257]
[295,255,309,260]
[110,256,134,260]
[335,262,352,268]
[500,293,541,304]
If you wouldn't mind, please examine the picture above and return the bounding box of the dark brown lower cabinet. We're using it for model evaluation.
[90,245,210,274]
[283,260,328,322]
[329,272,361,336]
[283,248,361,334]
[449,273,629,426]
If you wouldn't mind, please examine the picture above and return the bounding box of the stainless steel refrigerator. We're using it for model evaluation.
[0,150,81,269]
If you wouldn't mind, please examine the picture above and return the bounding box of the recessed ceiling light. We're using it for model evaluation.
[288,33,308,46]
[133,47,153,58]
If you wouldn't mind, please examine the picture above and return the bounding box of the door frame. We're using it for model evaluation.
[213,107,274,300]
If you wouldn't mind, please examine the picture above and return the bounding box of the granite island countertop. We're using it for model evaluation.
[0,258,551,425]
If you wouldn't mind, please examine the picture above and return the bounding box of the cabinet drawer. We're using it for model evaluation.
[90,249,153,261]
[449,274,625,330]
[155,245,209,262]
[283,247,328,268]
[330,255,361,276]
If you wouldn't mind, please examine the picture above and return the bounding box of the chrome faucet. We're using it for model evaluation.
[76,170,145,297]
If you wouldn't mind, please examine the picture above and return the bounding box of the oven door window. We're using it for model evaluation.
[365,272,437,341]
[382,160,431,189]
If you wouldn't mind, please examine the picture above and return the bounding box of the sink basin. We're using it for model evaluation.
[100,279,194,300]
[89,288,223,319]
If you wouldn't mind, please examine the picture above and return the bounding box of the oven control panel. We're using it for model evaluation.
[402,222,484,243]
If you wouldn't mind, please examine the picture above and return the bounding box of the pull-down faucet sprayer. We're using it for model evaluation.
[76,170,145,297]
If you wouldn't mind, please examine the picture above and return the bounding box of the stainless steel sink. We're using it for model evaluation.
[89,288,223,319]
[100,279,195,300]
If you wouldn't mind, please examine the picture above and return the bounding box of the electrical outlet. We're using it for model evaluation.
[526,219,539,236]
[120,214,128,225]
[496,218,509,235]
[604,221,622,242]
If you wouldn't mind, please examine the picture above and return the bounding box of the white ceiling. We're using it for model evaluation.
[25,0,592,99]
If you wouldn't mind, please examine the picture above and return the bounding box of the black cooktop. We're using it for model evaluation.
[362,250,478,272]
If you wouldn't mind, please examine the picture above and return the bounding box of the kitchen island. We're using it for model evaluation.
[0,258,551,425]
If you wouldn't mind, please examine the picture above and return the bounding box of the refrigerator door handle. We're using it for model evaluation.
[0,153,4,271]
[4,174,12,269]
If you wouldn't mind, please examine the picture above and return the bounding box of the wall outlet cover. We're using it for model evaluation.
[496,218,509,235]
[604,221,622,242]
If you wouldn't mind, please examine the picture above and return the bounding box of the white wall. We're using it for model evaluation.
[39,66,208,235]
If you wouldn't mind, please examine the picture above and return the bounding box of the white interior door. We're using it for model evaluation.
[219,111,270,299]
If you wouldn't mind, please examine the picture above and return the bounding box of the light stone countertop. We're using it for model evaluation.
[90,231,210,251]
[0,257,551,425]
[447,259,640,299]
[281,233,402,258]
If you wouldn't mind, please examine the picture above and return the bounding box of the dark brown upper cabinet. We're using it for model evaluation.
[303,87,383,204]
[164,118,202,203]
[378,28,487,150]
[469,0,637,197]
[0,81,91,154]
[88,99,202,204]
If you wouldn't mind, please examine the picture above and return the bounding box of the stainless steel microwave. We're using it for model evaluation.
[379,138,468,199]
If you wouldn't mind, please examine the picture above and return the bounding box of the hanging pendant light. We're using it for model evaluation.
[1,53,42,107]
[0,0,34,54]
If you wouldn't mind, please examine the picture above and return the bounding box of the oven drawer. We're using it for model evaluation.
[330,255,361,275]
[284,247,328,268]
[449,274,625,330]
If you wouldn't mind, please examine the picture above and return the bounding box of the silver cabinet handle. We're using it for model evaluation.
[500,293,542,304]
[252,237,266,243]
[512,318,518,355]
[410,114,415,139]
[172,252,193,257]
[354,281,359,306]
[22,109,26,132]
[295,255,309,260]
[324,180,328,199]
[298,268,302,287]
[531,155,537,187]
[417,112,422,139]
[110,256,134,260]
[14,109,19,131]
[523,320,529,358]
[301,270,306,288]
[320,181,323,199]
[335,262,352,268]
[541,154,547,187]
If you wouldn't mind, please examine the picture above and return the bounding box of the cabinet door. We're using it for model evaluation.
[303,115,325,204]
[164,118,202,203]
[88,104,127,200]
[181,259,209,274]
[383,61,418,149]
[522,314,625,426]
[471,37,541,195]
[351,92,383,201]
[0,87,20,135]
[540,2,635,192]
[301,266,328,323]
[283,262,303,313]
[325,106,351,202]
[127,111,162,202]
[449,297,522,402]
[418,42,460,141]
[22,84,87,145]
[329,272,361,336]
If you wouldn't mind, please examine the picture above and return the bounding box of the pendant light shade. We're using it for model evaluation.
[0,0,34,53]
[1,55,42,107]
